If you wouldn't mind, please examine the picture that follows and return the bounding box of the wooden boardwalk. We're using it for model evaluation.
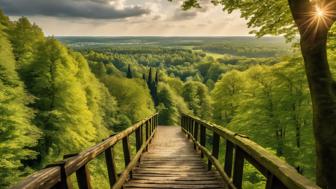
[11,114,320,189]
[124,126,225,189]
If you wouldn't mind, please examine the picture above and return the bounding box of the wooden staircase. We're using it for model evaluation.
[11,113,321,189]
[124,126,225,189]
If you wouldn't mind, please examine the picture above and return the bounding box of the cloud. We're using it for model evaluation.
[0,0,150,19]
[171,10,198,20]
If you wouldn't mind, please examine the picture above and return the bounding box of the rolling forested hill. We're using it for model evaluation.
[0,10,319,188]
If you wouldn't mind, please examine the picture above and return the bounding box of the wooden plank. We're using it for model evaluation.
[266,173,287,189]
[123,136,132,178]
[113,129,156,189]
[224,140,234,178]
[233,147,244,189]
[208,132,220,171]
[200,124,206,158]
[124,126,225,189]
[105,146,118,187]
[75,164,92,189]
[135,127,141,152]
[181,113,320,189]
[194,122,199,150]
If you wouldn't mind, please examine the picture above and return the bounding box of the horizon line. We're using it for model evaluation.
[53,35,284,38]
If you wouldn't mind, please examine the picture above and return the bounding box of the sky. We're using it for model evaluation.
[0,0,252,36]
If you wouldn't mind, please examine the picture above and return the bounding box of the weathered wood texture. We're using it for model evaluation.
[124,126,226,189]
[11,114,158,189]
[181,114,321,189]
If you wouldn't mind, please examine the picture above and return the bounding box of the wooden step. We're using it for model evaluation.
[123,126,226,189]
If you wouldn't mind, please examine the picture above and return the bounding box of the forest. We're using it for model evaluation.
[0,3,336,188]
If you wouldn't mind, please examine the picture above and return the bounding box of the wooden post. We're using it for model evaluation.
[188,117,191,132]
[146,121,149,140]
[181,116,183,129]
[208,132,220,171]
[135,127,141,152]
[191,120,194,137]
[76,164,92,189]
[266,173,287,189]
[149,119,152,135]
[200,124,206,158]
[224,140,234,178]
[156,114,158,128]
[48,160,73,189]
[193,122,199,150]
[105,146,118,188]
[233,147,244,189]
[145,121,149,151]
[122,136,132,178]
[140,124,143,147]
[152,117,155,132]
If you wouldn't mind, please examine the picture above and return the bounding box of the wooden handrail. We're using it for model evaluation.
[11,113,159,189]
[181,113,320,189]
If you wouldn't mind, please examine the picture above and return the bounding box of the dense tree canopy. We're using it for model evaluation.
[0,23,40,187]
[1,4,333,187]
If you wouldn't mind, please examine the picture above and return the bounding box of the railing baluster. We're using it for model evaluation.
[122,136,132,178]
[49,160,73,189]
[193,122,199,150]
[146,120,149,137]
[140,124,143,147]
[200,124,206,158]
[233,147,244,189]
[191,120,194,138]
[105,146,118,188]
[76,164,92,189]
[208,132,220,170]
[266,173,287,189]
[136,127,141,152]
[150,118,153,134]
[152,117,155,132]
[224,140,234,178]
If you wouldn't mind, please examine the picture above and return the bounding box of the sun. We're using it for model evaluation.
[315,6,325,18]
[298,2,336,37]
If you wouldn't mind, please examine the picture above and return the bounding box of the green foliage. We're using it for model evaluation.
[72,52,118,140]
[0,24,40,187]
[102,76,155,123]
[26,38,97,162]
[157,84,179,125]
[182,81,211,119]
[212,70,244,125]
[213,60,315,181]
[0,11,321,187]
[9,17,44,69]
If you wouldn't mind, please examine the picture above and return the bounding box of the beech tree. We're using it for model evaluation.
[0,23,40,187]
[26,39,96,161]
[176,0,336,187]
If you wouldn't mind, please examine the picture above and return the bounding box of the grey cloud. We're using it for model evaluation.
[171,10,198,21]
[0,0,150,19]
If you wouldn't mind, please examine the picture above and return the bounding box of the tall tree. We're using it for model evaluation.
[102,76,155,122]
[127,64,133,78]
[0,23,40,187]
[157,84,179,125]
[26,38,96,162]
[212,70,244,125]
[8,17,44,70]
[178,0,336,186]
[183,81,211,119]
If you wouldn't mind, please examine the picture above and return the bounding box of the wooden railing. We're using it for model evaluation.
[11,113,158,189]
[181,113,320,189]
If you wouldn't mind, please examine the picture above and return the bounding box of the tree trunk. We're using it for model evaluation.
[288,0,336,187]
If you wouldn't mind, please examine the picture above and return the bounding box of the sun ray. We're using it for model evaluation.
[298,1,336,38]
